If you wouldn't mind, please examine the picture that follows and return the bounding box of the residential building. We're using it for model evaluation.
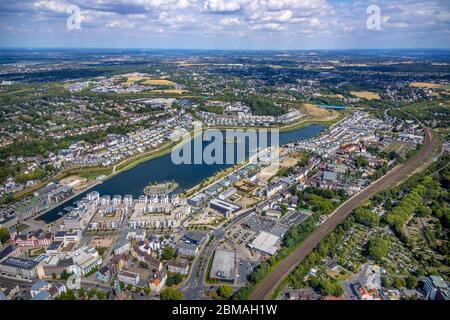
[176,242,198,257]
[424,276,450,300]
[0,257,45,278]
[167,259,189,275]
[96,266,111,283]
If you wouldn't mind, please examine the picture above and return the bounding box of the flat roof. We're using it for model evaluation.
[0,245,14,261]
[177,242,198,250]
[0,257,40,270]
[268,224,288,238]
[210,198,241,211]
[118,270,139,279]
[429,276,448,289]
[323,171,337,181]
[0,215,17,224]
[209,249,236,281]
[249,231,280,256]
[47,241,63,251]
[31,290,50,300]
[184,231,205,243]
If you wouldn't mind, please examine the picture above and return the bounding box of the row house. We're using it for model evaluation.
[12,230,53,247]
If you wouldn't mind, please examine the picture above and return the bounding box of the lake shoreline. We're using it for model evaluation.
[35,122,331,224]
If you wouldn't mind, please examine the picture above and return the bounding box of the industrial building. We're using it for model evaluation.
[209,249,236,282]
[248,231,280,255]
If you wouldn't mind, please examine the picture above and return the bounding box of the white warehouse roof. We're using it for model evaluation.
[248,231,280,255]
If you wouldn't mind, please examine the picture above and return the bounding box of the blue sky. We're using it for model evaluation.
[0,0,449,49]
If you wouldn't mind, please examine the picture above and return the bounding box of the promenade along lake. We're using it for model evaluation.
[38,124,326,223]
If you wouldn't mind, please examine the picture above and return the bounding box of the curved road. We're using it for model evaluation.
[183,208,255,299]
[250,125,437,300]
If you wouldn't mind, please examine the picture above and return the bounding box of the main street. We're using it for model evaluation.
[249,125,437,300]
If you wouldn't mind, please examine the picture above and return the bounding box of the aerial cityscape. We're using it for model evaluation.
[0,0,449,305]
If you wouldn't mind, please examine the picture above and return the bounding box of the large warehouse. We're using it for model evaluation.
[209,249,236,282]
[248,231,281,256]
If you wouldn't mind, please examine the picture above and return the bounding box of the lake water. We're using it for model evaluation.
[38,124,326,223]
[318,105,348,110]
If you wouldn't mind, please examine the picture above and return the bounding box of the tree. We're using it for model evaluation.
[331,283,344,297]
[161,288,184,300]
[162,246,175,260]
[166,273,183,287]
[78,287,85,298]
[417,206,432,217]
[144,287,151,295]
[406,276,418,289]
[393,277,406,289]
[60,270,73,280]
[96,290,106,300]
[0,193,14,205]
[308,194,334,214]
[355,156,368,168]
[367,237,389,262]
[58,289,76,300]
[416,266,426,277]
[245,95,282,117]
[388,151,399,161]
[0,227,9,244]
[382,276,393,288]
[87,288,97,299]
[354,208,380,227]
[218,285,233,299]
[309,278,343,297]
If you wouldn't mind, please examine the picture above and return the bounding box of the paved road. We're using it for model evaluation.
[183,208,255,299]
[249,125,437,300]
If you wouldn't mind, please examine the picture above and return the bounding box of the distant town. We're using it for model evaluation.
[0,49,448,301]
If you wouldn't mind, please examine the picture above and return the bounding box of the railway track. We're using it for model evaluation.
[249,125,437,300]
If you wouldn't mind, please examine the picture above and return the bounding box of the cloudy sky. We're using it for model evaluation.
[0,0,449,49]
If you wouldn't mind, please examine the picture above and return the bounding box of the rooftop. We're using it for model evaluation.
[249,231,280,255]
[0,257,40,270]
[209,249,236,281]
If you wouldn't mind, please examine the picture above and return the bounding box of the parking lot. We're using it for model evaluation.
[237,260,260,285]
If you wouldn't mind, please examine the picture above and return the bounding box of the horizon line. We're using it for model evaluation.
[1,47,450,52]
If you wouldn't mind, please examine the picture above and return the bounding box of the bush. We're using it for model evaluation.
[218,285,233,299]
[393,277,406,289]
[161,288,184,300]
[162,246,175,260]
[354,208,379,227]
[166,273,183,287]
[367,236,389,262]
[406,276,418,289]
[0,227,10,244]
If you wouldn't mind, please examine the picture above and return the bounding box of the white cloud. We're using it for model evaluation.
[0,0,449,48]
[251,22,286,31]
[219,17,240,26]
[106,19,136,28]
[34,0,70,13]
[203,0,242,13]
